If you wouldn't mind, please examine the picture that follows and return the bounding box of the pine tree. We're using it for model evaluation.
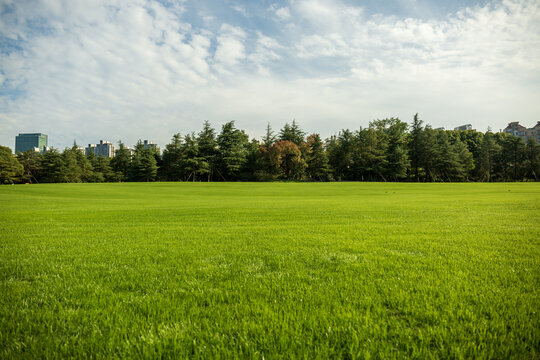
[161,133,184,181]
[279,120,306,146]
[305,134,331,181]
[17,150,42,183]
[478,132,501,182]
[197,121,218,181]
[0,146,24,184]
[262,122,277,148]
[524,138,539,181]
[111,142,132,181]
[217,121,249,180]
[408,113,424,181]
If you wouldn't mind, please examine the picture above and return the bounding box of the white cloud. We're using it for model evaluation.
[0,0,539,149]
[213,24,247,70]
[275,7,291,20]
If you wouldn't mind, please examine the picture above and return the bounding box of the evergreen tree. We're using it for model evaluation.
[0,146,24,184]
[262,122,277,148]
[160,133,184,181]
[355,128,387,181]
[524,138,539,181]
[61,146,83,183]
[420,127,440,182]
[371,118,410,181]
[197,121,218,181]
[477,132,501,182]
[279,120,306,146]
[305,134,331,181]
[111,142,132,181]
[408,113,424,181]
[40,149,65,183]
[181,133,208,181]
[435,131,464,181]
[217,121,249,180]
[128,141,157,182]
[327,130,355,181]
[17,150,42,183]
[495,134,526,181]
[453,138,474,181]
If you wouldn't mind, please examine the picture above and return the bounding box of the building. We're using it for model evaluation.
[454,124,473,131]
[142,140,160,153]
[503,122,540,143]
[85,140,115,157]
[15,133,48,154]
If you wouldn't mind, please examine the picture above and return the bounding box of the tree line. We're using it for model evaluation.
[1,115,539,184]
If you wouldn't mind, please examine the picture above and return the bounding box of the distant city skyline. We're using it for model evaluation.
[1,0,539,150]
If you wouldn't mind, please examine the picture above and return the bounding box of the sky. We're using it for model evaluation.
[1,0,539,150]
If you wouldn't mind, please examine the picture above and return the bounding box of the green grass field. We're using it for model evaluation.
[1,183,539,359]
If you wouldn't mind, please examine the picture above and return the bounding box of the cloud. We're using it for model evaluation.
[275,6,291,20]
[0,0,539,150]
[214,24,247,69]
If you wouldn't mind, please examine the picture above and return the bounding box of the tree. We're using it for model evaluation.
[524,138,539,181]
[355,128,387,181]
[477,132,501,182]
[61,146,84,183]
[111,142,132,181]
[262,122,277,148]
[408,113,424,181]
[40,149,65,183]
[181,133,208,181]
[495,134,525,181]
[279,120,306,146]
[160,133,184,181]
[217,121,249,180]
[327,130,355,181]
[197,121,218,181]
[17,150,42,183]
[435,131,464,182]
[370,118,410,181]
[305,134,331,181]
[128,141,157,182]
[0,146,24,184]
[269,140,306,180]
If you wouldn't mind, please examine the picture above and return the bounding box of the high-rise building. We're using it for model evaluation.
[503,122,540,143]
[85,140,115,157]
[454,124,473,131]
[143,140,160,153]
[15,133,48,154]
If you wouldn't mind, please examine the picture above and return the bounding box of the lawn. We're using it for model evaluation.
[0,182,539,358]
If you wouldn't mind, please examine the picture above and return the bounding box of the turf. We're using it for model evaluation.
[0,182,539,359]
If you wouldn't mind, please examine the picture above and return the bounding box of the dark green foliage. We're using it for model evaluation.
[0,146,24,184]
[128,141,158,182]
[495,133,526,181]
[197,121,219,181]
[524,138,540,181]
[477,132,501,182]
[305,134,331,181]
[2,117,538,183]
[217,121,249,180]
[371,118,410,181]
[17,150,42,183]
[262,122,277,148]
[408,113,424,181]
[279,120,306,146]
[181,133,209,181]
[110,142,132,181]
[40,149,66,183]
[160,134,184,181]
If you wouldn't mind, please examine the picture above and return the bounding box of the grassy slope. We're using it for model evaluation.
[0,183,539,359]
